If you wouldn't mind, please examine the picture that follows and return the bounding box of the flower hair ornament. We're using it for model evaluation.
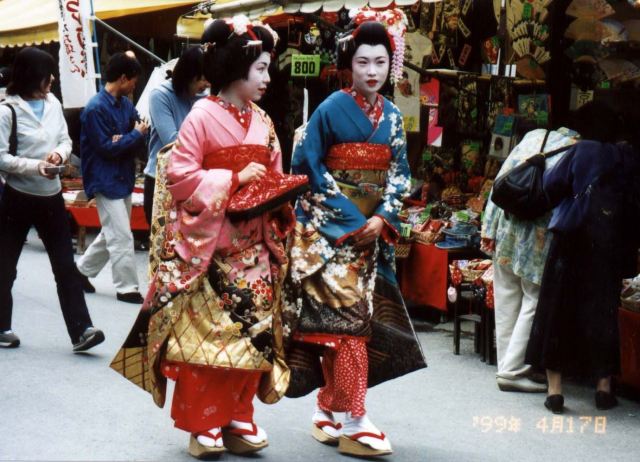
[339,8,408,84]
[203,14,279,54]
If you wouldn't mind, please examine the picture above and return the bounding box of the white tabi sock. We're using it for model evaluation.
[312,407,342,438]
[343,413,392,451]
[196,427,223,448]
[229,420,267,444]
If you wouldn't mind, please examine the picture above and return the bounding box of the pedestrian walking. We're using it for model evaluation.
[75,52,149,304]
[111,16,301,459]
[526,101,640,413]
[143,45,209,225]
[481,127,577,392]
[0,47,104,352]
[284,11,426,457]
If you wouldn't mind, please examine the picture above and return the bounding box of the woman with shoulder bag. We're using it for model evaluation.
[525,101,640,414]
[481,125,577,394]
[0,47,104,352]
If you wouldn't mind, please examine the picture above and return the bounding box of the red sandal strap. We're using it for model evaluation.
[315,420,343,430]
[227,422,258,437]
[348,431,386,441]
[195,430,222,440]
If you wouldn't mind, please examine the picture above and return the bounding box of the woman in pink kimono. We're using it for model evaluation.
[110,16,297,459]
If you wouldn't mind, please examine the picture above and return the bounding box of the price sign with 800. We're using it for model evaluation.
[291,54,321,77]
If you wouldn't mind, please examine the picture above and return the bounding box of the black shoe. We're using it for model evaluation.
[76,266,95,293]
[0,330,20,348]
[544,394,564,414]
[595,391,618,410]
[117,292,144,304]
[73,327,105,352]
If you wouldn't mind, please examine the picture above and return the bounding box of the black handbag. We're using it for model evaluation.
[491,131,573,220]
[2,103,17,155]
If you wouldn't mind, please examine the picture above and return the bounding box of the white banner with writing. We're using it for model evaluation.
[56,0,97,108]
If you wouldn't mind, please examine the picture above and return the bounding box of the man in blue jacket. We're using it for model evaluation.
[76,52,148,304]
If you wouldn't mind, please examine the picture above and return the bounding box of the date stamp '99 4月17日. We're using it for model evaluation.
[472,416,607,434]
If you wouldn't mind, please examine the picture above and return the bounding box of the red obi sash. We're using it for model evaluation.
[325,143,392,171]
[203,144,309,221]
[203,144,271,172]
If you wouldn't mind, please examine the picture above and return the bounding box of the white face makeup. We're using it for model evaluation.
[351,44,390,101]
[237,51,271,102]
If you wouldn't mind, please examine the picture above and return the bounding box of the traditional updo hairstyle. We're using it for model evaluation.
[200,19,275,93]
[336,21,393,74]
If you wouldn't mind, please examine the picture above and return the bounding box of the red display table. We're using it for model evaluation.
[400,243,449,312]
[399,243,487,312]
[619,308,640,391]
[66,205,149,253]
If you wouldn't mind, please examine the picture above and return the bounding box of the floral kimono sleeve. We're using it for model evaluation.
[166,112,238,270]
[373,108,412,244]
[291,108,368,245]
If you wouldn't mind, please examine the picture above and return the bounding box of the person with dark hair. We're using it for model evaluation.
[143,46,210,224]
[0,66,10,100]
[103,51,143,83]
[526,101,640,413]
[284,9,425,457]
[75,52,148,304]
[111,15,300,459]
[481,127,578,394]
[0,47,104,352]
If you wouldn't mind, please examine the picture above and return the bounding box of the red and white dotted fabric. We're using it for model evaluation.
[208,95,252,132]
[317,338,368,417]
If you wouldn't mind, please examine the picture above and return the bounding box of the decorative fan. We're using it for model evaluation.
[598,58,640,82]
[566,0,615,20]
[565,18,613,41]
[601,19,629,42]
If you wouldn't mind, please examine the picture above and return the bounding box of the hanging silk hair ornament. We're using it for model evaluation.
[220,14,279,54]
[348,7,408,85]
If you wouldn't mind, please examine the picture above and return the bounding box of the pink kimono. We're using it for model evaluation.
[111,97,292,433]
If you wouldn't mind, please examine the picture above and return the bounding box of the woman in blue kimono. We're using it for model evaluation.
[283,10,426,458]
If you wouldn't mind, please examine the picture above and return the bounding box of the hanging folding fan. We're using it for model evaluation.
[566,0,615,20]
[565,18,613,41]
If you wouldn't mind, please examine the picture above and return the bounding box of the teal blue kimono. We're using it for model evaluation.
[283,90,426,397]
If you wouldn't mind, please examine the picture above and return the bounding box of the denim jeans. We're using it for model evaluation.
[0,186,93,343]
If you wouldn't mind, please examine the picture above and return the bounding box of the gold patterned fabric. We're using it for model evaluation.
[110,143,290,408]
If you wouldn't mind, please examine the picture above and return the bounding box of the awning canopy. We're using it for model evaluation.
[0,0,202,48]
[176,0,424,41]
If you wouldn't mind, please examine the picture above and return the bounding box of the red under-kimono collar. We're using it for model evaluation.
[208,95,252,131]
[342,87,384,129]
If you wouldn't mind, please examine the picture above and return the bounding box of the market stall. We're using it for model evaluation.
[62,179,149,254]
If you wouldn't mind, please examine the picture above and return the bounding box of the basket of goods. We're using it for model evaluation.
[411,218,446,245]
[441,185,473,209]
[449,259,493,285]
[396,223,414,259]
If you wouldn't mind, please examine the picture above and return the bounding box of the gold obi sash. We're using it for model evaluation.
[326,143,391,218]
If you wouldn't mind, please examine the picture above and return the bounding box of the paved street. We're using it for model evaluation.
[1,230,639,462]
